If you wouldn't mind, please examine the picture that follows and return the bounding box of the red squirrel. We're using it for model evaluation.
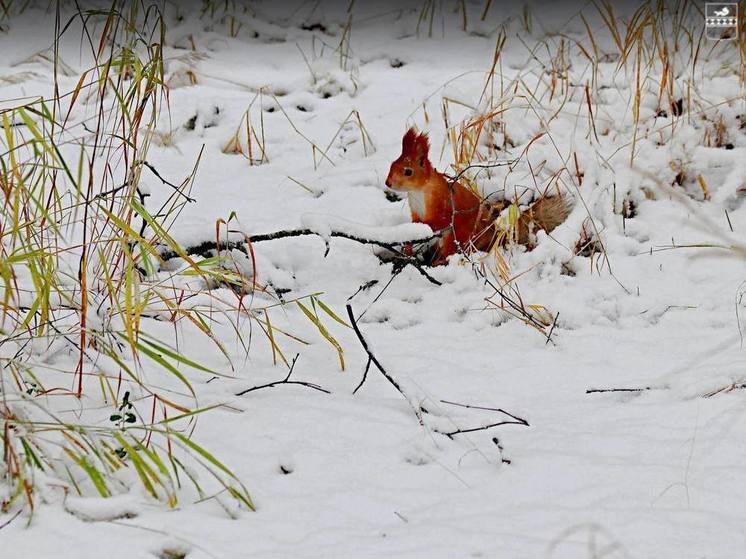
[385,128,570,265]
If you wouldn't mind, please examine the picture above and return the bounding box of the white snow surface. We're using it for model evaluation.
[2,1,746,558]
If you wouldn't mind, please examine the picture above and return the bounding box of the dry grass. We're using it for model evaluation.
[429,0,742,323]
[0,0,347,519]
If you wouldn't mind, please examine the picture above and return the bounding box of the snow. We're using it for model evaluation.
[2,1,746,558]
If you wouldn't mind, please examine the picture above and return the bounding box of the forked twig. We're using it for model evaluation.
[138,160,196,203]
[436,398,529,439]
[346,302,424,423]
[235,354,329,396]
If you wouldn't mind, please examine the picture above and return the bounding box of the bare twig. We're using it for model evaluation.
[704,383,746,398]
[235,354,330,396]
[585,386,655,394]
[352,358,371,395]
[437,419,528,438]
[0,509,22,531]
[157,228,443,286]
[345,302,406,396]
[545,312,560,345]
[138,160,196,203]
[436,398,529,439]
[440,399,528,423]
[345,302,424,422]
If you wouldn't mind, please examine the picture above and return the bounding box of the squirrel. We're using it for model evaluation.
[385,128,570,266]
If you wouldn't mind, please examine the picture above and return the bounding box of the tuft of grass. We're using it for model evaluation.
[223,90,269,165]
[0,0,347,520]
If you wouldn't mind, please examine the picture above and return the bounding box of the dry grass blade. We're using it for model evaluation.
[0,1,347,518]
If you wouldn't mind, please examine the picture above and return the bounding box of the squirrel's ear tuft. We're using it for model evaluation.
[415,132,429,158]
[402,127,418,155]
[402,128,430,159]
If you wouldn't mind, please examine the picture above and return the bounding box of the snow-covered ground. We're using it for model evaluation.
[2,1,745,557]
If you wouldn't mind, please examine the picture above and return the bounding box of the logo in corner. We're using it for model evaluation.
[705,3,738,40]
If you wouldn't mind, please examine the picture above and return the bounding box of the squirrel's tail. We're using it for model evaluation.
[514,195,571,246]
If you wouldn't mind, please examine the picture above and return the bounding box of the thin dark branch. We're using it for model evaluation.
[138,159,196,203]
[246,228,439,250]
[545,311,560,345]
[440,400,530,427]
[0,509,22,531]
[136,186,148,237]
[244,230,442,287]
[346,302,424,422]
[704,383,746,397]
[159,239,249,260]
[93,179,132,200]
[585,386,654,394]
[386,253,442,286]
[444,160,519,186]
[236,380,331,395]
[347,280,379,302]
[157,228,443,286]
[352,357,371,395]
[439,399,529,425]
[235,354,330,396]
[358,267,402,320]
[587,384,746,398]
[436,398,529,438]
[436,419,528,438]
[345,303,406,396]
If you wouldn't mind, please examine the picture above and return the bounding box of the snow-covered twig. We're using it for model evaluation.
[157,228,444,285]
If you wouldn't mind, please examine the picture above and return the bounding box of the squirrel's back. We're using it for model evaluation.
[513,195,571,246]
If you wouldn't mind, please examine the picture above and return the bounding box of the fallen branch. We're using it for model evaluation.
[235,354,329,396]
[435,399,529,439]
[157,228,443,286]
[346,301,425,422]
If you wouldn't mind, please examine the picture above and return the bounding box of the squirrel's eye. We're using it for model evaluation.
[404,168,413,176]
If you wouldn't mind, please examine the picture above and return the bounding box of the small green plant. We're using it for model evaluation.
[110,391,137,431]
